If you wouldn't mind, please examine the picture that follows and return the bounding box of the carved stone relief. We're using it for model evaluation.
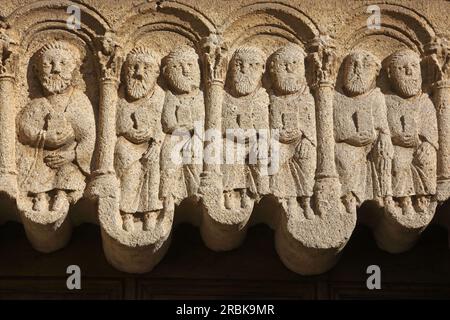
[0,0,448,275]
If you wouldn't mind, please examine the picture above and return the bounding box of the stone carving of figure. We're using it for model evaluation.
[385,49,438,215]
[160,46,204,204]
[115,47,164,232]
[222,47,270,209]
[268,44,316,219]
[17,41,95,213]
[334,51,394,213]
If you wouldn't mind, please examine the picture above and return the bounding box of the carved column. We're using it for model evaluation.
[424,36,450,202]
[87,33,122,198]
[200,34,228,175]
[306,35,341,212]
[0,33,18,199]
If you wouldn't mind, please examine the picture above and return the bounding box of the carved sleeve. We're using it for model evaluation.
[419,97,439,149]
[70,91,96,176]
[373,92,391,136]
[17,102,44,147]
[161,92,179,134]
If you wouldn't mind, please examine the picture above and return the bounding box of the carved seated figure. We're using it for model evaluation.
[385,49,438,215]
[115,47,164,232]
[222,47,270,210]
[268,44,316,219]
[334,51,394,214]
[17,41,95,214]
[160,46,204,204]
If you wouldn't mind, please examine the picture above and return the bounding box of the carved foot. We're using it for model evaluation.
[240,189,252,209]
[122,213,134,232]
[143,211,159,231]
[384,196,396,213]
[52,190,69,212]
[300,197,315,220]
[342,193,357,215]
[416,196,430,213]
[32,193,48,212]
[400,197,415,216]
[224,191,233,209]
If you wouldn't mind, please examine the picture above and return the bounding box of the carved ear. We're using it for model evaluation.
[268,60,274,74]
[386,65,392,80]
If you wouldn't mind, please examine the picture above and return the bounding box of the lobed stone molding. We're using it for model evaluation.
[0,0,448,275]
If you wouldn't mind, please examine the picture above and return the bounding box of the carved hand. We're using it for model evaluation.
[346,131,374,147]
[44,149,76,169]
[279,128,302,144]
[414,141,435,166]
[45,125,75,149]
[397,132,419,148]
[295,139,313,160]
[141,144,159,167]
[376,133,394,159]
[127,128,153,144]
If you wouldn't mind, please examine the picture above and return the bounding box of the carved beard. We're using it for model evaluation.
[126,76,154,100]
[344,69,373,96]
[41,74,72,94]
[273,74,303,94]
[394,77,421,97]
[167,73,199,94]
[232,72,261,96]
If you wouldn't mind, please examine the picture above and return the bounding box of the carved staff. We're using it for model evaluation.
[424,36,450,202]
[88,33,122,197]
[200,34,228,175]
[306,35,341,211]
[0,33,18,198]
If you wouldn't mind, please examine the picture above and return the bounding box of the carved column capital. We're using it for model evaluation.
[96,32,123,84]
[0,32,18,80]
[423,35,450,88]
[306,34,338,89]
[200,33,229,86]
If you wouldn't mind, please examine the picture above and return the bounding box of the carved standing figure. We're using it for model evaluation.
[268,44,316,219]
[17,41,95,214]
[222,47,270,210]
[160,46,204,204]
[115,47,164,232]
[334,51,394,214]
[385,49,438,215]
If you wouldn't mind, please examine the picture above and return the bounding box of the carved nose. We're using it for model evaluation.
[286,63,294,73]
[405,66,412,75]
[182,65,190,76]
[51,63,61,74]
[134,66,144,78]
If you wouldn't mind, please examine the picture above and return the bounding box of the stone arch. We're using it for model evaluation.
[220,1,320,53]
[5,1,110,110]
[337,3,436,56]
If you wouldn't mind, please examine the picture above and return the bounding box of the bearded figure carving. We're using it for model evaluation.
[160,46,204,204]
[385,49,438,215]
[268,44,316,219]
[334,51,394,213]
[115,47,164,232]
[222,47,270,210]
[17,41,95,214]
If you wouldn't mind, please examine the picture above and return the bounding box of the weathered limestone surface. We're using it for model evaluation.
[0,0,448,274]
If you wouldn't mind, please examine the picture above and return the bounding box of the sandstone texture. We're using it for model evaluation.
[0,0,448,274]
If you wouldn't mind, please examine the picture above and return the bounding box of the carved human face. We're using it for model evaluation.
[125,53,159,100]
[38,48,77,94]
[343,52,379,96]
[389,52,421,98]
[164,53,200,94]
[229,50,265,96]
[270,52,305,95]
